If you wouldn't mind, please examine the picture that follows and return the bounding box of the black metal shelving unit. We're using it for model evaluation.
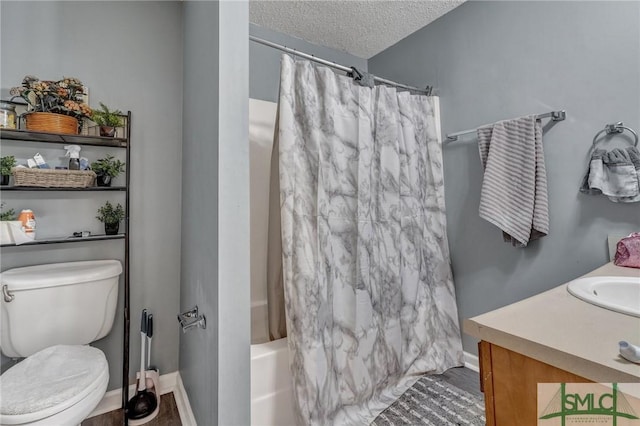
[0,233,125,247]
[0,112,132,425]
[1,128,127,147]
[1,186,127,191]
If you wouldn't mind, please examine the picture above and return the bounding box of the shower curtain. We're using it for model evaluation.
[274,54,463,425]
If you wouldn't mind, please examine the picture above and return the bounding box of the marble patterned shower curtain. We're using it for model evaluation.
[276,55,463,425]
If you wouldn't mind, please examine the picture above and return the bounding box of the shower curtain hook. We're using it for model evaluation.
[348,66,363,81]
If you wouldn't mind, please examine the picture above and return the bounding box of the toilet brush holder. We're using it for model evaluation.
[128,369,161,425]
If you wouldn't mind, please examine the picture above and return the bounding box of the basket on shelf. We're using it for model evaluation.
[23,112,79,135]
[12,167,96,188]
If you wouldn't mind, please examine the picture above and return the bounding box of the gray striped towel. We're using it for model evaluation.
[477,115,549,247]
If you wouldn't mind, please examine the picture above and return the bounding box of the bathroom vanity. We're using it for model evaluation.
[464,262,640,425]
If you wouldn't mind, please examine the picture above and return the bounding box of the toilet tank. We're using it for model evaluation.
[0,260,122,358]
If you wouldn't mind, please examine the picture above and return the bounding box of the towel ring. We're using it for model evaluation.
[592,122,638,148]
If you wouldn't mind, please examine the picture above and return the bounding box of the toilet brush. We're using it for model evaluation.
[146,314,155,371]
[146,314,158,390]
[127,309,157,419]
[138,311,148,392]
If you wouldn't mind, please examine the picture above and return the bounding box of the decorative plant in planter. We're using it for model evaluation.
[96,201,125,235]
[1,156,16,185]
[10,76,92,135]
[0,203,16,221]
[91,102,124,137]
[91,155,125,187]
[0,203,19,245]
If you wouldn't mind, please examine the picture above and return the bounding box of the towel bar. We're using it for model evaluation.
[445,110,566,142]
[592,122,638,148]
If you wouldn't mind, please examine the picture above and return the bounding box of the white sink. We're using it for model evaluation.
[567,276,640,318]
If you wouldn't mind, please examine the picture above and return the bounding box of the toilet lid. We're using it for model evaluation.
[0,345,108,419]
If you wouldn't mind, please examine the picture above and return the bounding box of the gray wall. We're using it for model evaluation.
[218,2,250,424]
[249,23,367,102]
[369,1,640,355]
[0,1,183,390]
[181,2,250,424]
[181,2,219,422]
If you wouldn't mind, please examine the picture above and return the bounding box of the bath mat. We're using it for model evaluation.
[371,374,486,425]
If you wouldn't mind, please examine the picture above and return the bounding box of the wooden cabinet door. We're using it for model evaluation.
[480,341,591,426]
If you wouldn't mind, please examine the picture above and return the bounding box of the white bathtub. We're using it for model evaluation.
[250,337,296,426]
[250,100,296,425]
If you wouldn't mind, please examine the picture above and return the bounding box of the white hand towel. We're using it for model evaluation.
[477,115,549,247]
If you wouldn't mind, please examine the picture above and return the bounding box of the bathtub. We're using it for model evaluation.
[250,337,296,426]
[250,99,296,425]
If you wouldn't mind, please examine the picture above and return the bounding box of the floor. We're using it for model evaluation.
[83,368,480,426]
[82,393,181,426]
[438,366,482,399]
[373,367,485,425]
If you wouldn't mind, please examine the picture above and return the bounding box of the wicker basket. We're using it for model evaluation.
[12,167,96,188]
[24,112,79,135]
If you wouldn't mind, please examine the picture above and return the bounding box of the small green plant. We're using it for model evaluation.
[91,155,125,178]
[96,201,125,225]
[1,156,16,176]
[0,203,16,221]
[91,102,123,127]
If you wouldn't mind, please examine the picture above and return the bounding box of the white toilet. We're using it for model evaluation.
[0,260,122,426]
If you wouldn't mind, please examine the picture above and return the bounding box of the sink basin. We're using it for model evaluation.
[567,276,640,317]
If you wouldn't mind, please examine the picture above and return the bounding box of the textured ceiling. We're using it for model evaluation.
[249,1,465,59]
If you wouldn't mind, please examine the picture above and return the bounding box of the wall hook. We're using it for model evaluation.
[177,306,206,333]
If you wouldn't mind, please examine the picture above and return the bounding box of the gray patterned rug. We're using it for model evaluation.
[371,374,486,425]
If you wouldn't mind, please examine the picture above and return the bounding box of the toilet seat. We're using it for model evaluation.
[0,345,109,425]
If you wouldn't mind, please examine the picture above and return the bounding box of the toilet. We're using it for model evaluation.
[0,260,122,425]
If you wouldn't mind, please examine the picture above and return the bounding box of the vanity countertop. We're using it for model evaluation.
[464,262,640,383]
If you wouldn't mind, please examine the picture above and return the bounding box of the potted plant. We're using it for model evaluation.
[0,203,20,245]
[91,155,125,187]
[10,76,92,135]
[0,204,16,222]
[1,156,16,185]
[96,201,125,235]
[91,102,124,137]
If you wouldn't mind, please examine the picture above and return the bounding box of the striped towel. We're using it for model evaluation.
[477,115,549,247]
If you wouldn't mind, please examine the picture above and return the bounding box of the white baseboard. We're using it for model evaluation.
[87,371,195,425]
[463,351,479,372]
[174,371,197,426]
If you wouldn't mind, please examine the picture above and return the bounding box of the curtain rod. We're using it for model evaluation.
[445,110,567,142]
[250,35,431,95]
